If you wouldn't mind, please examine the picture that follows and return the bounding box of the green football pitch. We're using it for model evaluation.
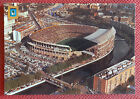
[57,37,96,51]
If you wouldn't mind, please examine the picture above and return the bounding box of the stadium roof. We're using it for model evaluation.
[84,27,116,44]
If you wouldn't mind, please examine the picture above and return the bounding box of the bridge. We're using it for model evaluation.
[40,71,72,89]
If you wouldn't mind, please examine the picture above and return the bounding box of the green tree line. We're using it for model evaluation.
[46,54,92,74]
[5,71,43,92]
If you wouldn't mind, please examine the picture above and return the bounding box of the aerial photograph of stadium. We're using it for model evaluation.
[4,3,135,95]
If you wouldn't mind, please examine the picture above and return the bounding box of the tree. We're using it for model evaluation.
[127,75,135,86]
[128,75,134,83]
[18,74,28,85]
[35,71,42,80]
[68,8,91,16]
[113,84,127,94]
[62,88,80,94]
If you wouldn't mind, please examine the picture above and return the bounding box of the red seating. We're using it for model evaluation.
[30,24,97,43]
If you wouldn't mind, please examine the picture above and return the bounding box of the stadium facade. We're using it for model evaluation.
[24,24,116,61]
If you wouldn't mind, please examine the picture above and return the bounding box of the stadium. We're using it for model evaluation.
[24,24,116,61]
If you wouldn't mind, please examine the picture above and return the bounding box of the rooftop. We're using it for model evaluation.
[95,60,135,80]
[15,23,34,32]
